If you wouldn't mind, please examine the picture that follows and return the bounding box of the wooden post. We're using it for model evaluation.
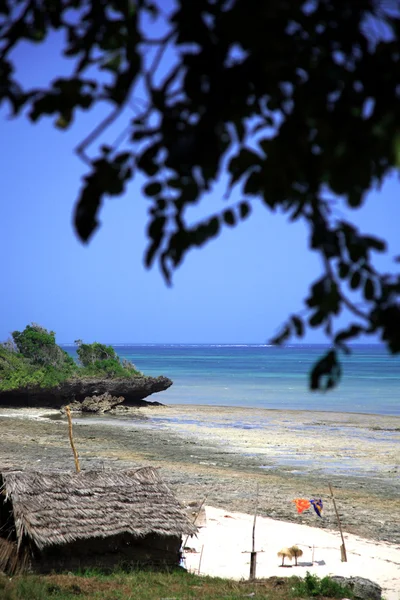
[328,483,347,562]
[198,544,204,575]
[249,483,259,580]
[65,405,81,473]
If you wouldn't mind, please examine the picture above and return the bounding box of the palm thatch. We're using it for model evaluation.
[289,545,303,566]
[0,467,197,574]
[277,547,294,566]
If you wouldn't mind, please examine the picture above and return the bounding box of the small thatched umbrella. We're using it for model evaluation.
[277,547,294,566]
[289,545,303,566]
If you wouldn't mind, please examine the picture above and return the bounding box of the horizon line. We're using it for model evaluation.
[59,341,385,347]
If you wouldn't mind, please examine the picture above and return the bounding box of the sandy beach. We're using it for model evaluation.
[184,506,400,600]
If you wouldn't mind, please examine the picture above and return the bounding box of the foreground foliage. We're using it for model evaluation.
[0,570,355,600]
[291,572,354,598]
[0,324,141,391]
[2,1,400,389]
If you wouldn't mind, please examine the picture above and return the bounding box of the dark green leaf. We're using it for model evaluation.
[291,315,304,338]
[180,180,199,204]
[206,217,220,238]
[270,326,291,346]
[364,277,375,301]
[309,311,325,328]
[166,178,182,189]
[244,170,261,195]
[223,209,236,226]
[143,182,162,197]
[363,236,386,252]
[379,305,400,354]
[114,152,131,165]
[228,148,261,189]
[335,325,364,344]
[310,350,341,391]
[350,270,362,290]
[148,216,166,241]
[137,145,160,176]
[338,262,350,279]
[239,202,251,220]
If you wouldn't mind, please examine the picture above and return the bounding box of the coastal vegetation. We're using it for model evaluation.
[0,324,141,391]
[0,570,354,600]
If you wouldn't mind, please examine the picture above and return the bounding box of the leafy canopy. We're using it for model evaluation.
[12,324,75,369]
[0,325,140,391]
[2,1,400,389]
[75,339,119,366]
[75,339,141,377]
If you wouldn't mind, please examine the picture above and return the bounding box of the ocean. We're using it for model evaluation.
[64,344,400,416]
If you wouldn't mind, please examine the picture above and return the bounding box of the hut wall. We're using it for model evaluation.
[28,533,182,574]
[0,537,31,576]
[0,487,23,575]
[0,490,16,542]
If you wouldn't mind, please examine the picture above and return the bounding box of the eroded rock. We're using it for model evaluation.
[64,393,125,414]
[0,375,172,408]
[331,576,382,600]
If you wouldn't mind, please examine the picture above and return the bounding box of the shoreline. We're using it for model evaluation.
[2,402,400,419]
[0,405,399,545]
[158,402,400,418]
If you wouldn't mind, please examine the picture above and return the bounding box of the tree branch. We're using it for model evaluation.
[75,104,124,165]
[0,1,31,58]
[322,253,370,322]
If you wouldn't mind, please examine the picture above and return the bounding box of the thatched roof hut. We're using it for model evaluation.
[0,467,197,575]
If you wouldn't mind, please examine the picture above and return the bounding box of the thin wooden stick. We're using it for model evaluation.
[250,483,259,580]
[198,544,204,575]
[65,405,81,473]
[183,495,208,550]
[328,483,347,562]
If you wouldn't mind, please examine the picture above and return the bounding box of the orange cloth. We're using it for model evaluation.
[292,498,311,514]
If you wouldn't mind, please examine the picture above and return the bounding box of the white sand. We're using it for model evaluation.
[184,506,400,600]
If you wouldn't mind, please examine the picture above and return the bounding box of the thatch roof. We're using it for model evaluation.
[0,467,197,551]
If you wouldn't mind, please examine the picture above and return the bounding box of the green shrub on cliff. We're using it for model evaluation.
[0,346,76,391]
[0,324,141,390]
[75,339,142,378]
[81,358,141,379]
[75,340,118,366]
[12,324,75,370]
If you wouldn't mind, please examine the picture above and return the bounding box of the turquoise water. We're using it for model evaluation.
[64,344,400,416]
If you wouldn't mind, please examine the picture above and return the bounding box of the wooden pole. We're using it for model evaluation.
[249,483,259,580]
[198,544,204,575]
[328,483,347,562]
[65,405,81,473]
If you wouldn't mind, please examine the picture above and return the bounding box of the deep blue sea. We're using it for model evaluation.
[64,344,400,416]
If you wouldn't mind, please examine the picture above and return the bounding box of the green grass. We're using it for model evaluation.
[290,572,354,598]
[0,570,355,600]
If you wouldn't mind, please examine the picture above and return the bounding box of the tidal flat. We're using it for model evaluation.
[0,405,399,544]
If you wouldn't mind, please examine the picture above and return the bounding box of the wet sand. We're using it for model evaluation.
[0,405,399,544]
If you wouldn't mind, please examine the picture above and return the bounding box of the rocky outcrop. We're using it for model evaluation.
[0,376,172,409]
[331,576,382,600]
[66,393,126,413]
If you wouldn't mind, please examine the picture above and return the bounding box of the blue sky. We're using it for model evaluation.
[1,29,399,345]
